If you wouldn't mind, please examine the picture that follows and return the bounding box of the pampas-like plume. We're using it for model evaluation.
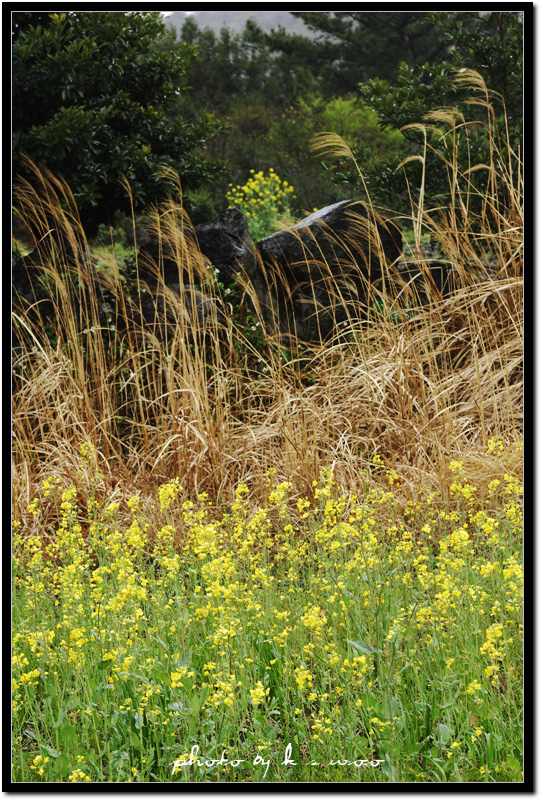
[12,77,522,520]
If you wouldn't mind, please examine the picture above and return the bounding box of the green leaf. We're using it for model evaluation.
[380,757,397,780]
[54,754,70,777]
[347,639,382,655]
[153,667,170,685]
[191,687,209,716]
[506,756,521,774]
[59,723,78,746]
[435,723,451,745]
[384,696,400,720]
[43,744,62,758]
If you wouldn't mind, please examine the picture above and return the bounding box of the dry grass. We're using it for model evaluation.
[12,76,522,524]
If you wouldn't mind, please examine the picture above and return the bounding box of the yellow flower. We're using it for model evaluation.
[487,437,504,457]
[20,668,41,686]
[300,605,327,636]
[28,498,39,516]
[249,680,269,706]
[294,666,313,692]
[68,769,91,782]
[171,668,189,689]
[158,477,182,512]
[80,440,96,461]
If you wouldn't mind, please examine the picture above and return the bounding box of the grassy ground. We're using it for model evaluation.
[12,74,523,784]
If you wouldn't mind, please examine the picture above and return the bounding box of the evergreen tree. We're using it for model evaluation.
[353,11,524,211]
[265,12,449,95]
[12,11,226,234]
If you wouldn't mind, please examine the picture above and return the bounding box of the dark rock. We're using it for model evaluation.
[193,207,258,286]
[12,250,46,306]
[12,227,96,304]
[12,239,109,338]
[136,229,197,287]
[125,284,225,344]
[137,207,258,289]
[397,243,496,301]
[397,259,458,299]
[254,200,403,342]
[125,225,152,250]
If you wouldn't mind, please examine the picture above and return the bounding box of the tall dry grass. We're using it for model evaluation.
[12,73,522,525]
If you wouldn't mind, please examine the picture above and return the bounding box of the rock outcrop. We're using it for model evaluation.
[193,207,258,287]
[13,201,408,358]
[133,200,405,343]
[137,207,257,288]
[253,200,403,341]
[126,284,225,345]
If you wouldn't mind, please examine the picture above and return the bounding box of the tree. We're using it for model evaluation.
[172,17,324,217]
[287,12,524,215]
[360,12,523,141]
[353,11,524,211]
[264,12,449,95]
[257,94,408,212]
[176,17,300,114]
[12,11,226,235]
[12,11,54,42]
[258,11,524,216]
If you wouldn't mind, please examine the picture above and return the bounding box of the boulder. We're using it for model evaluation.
[396,244,496,302]
[125,284,225,345]
[193,207,258,286]
[136,228,198,287]
[254,200,403,342]
[12,227,97,305]
[137,207,258,288]
[12,239,110,344]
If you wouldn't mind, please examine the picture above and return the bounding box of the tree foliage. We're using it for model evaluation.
[12,11,226,234]
[173,11,523,219]
[178,17,302,112]
[360,12,523,139]
[352,11,524,212]
[265,12,449,94]
[173,16,410,216]
[17,10,522,233]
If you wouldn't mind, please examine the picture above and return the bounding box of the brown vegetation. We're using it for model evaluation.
[12,79,522,527]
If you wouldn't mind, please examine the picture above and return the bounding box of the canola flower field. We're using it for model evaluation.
[12,441,523,783]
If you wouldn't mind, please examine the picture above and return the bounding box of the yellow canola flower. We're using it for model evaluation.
[487,437,504,457]
[225,168,296,240]
[19,669,41,686]
[250,680,270,706]
[301,605,327,636]
[294,665,313,692]
[68,769,91,782]
[171,667,191,688]
[158,477,182,512]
